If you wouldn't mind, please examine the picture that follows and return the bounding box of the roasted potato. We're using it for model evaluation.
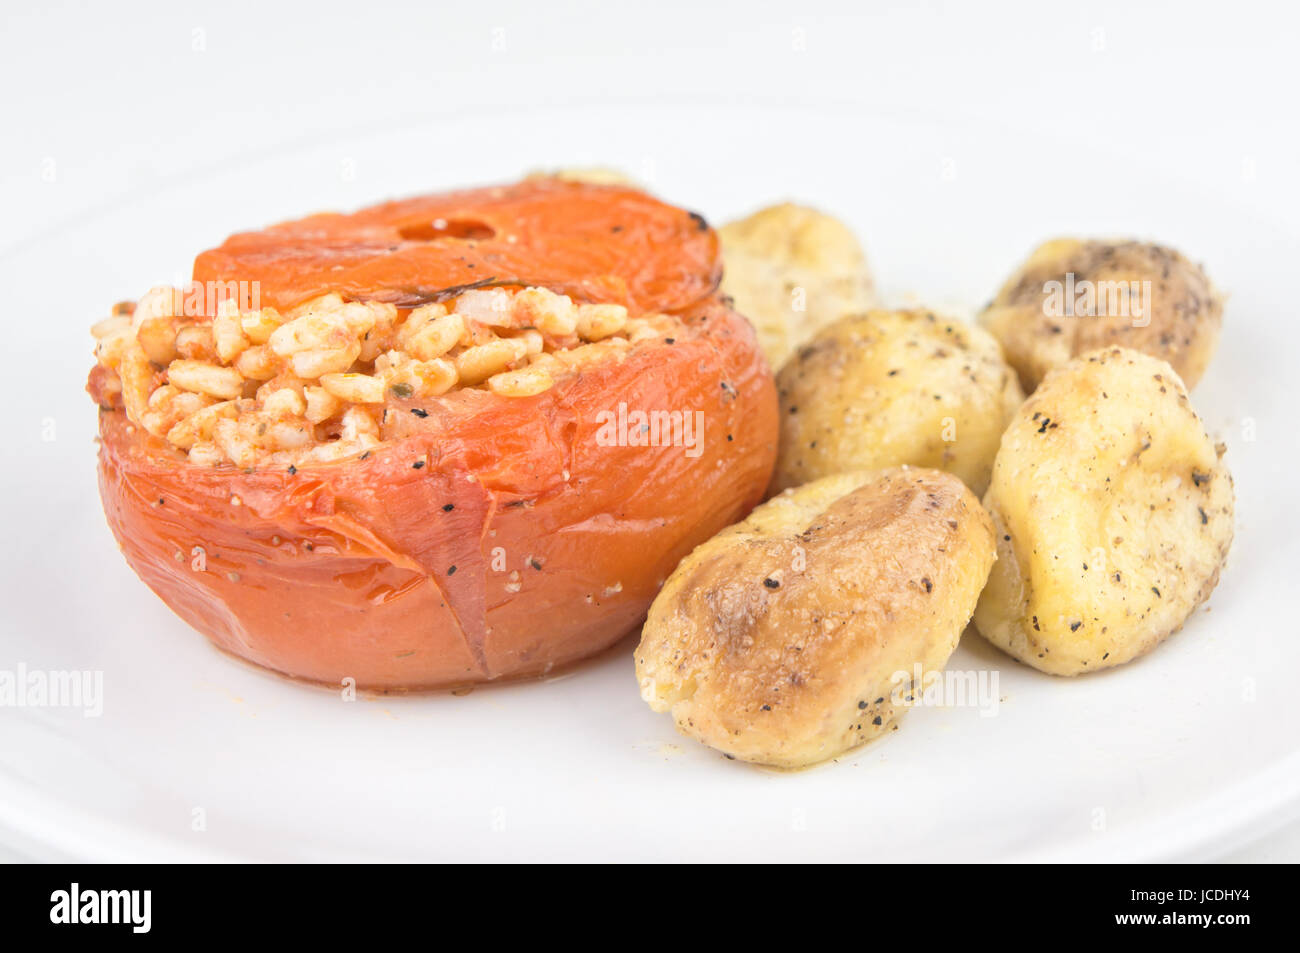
[636,468,996,769]
[973,347,1234,675]
[719,203,875,368]
[772,309,1023,497]
[981,239,1223,392]
[528,166,640,187]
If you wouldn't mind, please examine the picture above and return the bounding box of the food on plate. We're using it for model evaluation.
[635,468,996,768]
[973,347,1234,675]
[88,178,778,690]
[771,309,1023,496]
[719,203,874,368]
[980,238,1223,392]
[84,152,1243,777]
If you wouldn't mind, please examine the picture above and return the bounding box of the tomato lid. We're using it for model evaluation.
[192,178,720,314]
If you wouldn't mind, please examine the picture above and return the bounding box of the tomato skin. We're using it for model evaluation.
[96,298,777,689]
[193,179,720,315]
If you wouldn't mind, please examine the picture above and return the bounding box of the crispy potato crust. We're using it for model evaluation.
[973,347,1234,675]
[636,468,995,768]
[773,310,1023,496]
[719,203,874,368]
[981,239,1223,392]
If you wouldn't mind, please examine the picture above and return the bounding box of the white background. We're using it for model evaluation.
[1,0,1298,861]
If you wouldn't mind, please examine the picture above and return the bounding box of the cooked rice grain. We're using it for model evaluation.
[92,284,671,467]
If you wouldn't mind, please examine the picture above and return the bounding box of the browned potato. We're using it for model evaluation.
[973,347,1234,675]
[772,309,1023,496]
[526,166,640,187]
[720,203,875,368]
[635,468,996,769]
[980,239,1223,392]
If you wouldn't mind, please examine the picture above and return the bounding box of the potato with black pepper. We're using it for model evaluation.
[719,203,875,368]
[772,309,1023,497]
[635,467,996,769]
[980,239,1223,392]
[973,347,1234,675]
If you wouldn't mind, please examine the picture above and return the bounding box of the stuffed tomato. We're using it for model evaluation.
[88,178,778,689]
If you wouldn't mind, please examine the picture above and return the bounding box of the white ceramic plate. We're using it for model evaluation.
[2,103,1297,862]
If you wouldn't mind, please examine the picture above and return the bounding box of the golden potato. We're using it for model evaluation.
[981,238,1223,392]
[636,468,996,769]
[719,203,874,368]
[772,309,1023,497]
[973,347,1234,675]
[525,166,640,187]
